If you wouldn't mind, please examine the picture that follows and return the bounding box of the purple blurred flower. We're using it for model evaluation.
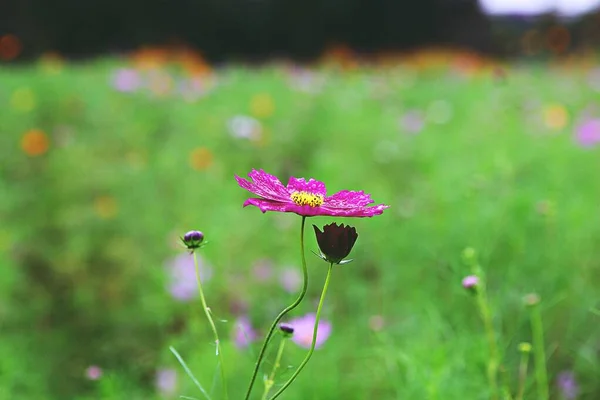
[574,117,600,147]
[287,313,332,349]
[166,253,212,301]
[85,365,102,380]
[400,110,425,134]
[557,371,579,399]
[279,267,302,293]
[233,315,257,348]
[111,68,141,93]
[156,368,177,396]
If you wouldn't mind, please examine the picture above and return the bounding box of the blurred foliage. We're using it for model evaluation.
[1,51,600,399]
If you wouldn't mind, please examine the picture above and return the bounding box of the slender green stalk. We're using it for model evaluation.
[529,300,549,400]
[244,216,309,400]
[261,338,288,400]
[268,262,334,400]
[193,251,228,400]
[475,278,499,400]
[516,345,531,400]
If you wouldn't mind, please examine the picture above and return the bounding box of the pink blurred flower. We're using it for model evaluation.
[85,365,102,380]
[156,368,177,396]
[279,267,302,293]
[368,315,385,332]
[233,315,257,348]
[165,253,212,301]
[575,117,600,147]
[252,259,274,282]
[111,68,141,93]
[178,78,208,102]
[462,275,479,290]
[287,313,332,349]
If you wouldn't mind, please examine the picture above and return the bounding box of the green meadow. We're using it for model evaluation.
[1,56,599,399]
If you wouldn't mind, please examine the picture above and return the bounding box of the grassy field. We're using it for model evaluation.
[1,52,600,399]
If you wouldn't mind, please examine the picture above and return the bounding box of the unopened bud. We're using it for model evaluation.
[181,230,204,250]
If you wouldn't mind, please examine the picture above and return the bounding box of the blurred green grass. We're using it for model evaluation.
[1,56,600,399]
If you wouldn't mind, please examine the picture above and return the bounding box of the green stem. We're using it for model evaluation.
[194,251,228,400]
[268,262,334,400]
[244,216,309,400]
[529,302,549,400]
[475,278,499,400]
[516,349,530,400]
[261,338,288,400]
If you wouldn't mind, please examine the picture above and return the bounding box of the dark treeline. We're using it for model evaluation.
[1,0,599,61]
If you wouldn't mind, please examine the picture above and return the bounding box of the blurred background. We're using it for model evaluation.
[2,0,600,399]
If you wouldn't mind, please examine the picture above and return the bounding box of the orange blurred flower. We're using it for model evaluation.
[174,48,212,77]
[189,147,213,170]
[250,93,275,118]
[543,104,569,130]
[130,47,169,70]
[21,129,49,156]
[94,196,118,219]
[321,44,359,70]
[0,34,22,61]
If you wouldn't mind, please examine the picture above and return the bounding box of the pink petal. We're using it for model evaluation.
[235,169,290,202]
[317,203,389,217]
[286,177,327,197]
[243,198,388,217]
[325,190,375,208]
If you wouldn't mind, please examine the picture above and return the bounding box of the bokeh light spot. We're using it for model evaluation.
[10,88,36,113]
[250,93,275,118]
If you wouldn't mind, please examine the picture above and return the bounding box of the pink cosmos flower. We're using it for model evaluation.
[287,313,332,349]
[235,169,388,217]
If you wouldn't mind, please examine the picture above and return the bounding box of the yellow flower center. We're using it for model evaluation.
[290,191,324,207]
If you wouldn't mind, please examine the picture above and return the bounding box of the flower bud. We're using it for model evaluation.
[181,230,204,250]
[313,223,358,265]
[462,275,479,293]
[279,323,294,337]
